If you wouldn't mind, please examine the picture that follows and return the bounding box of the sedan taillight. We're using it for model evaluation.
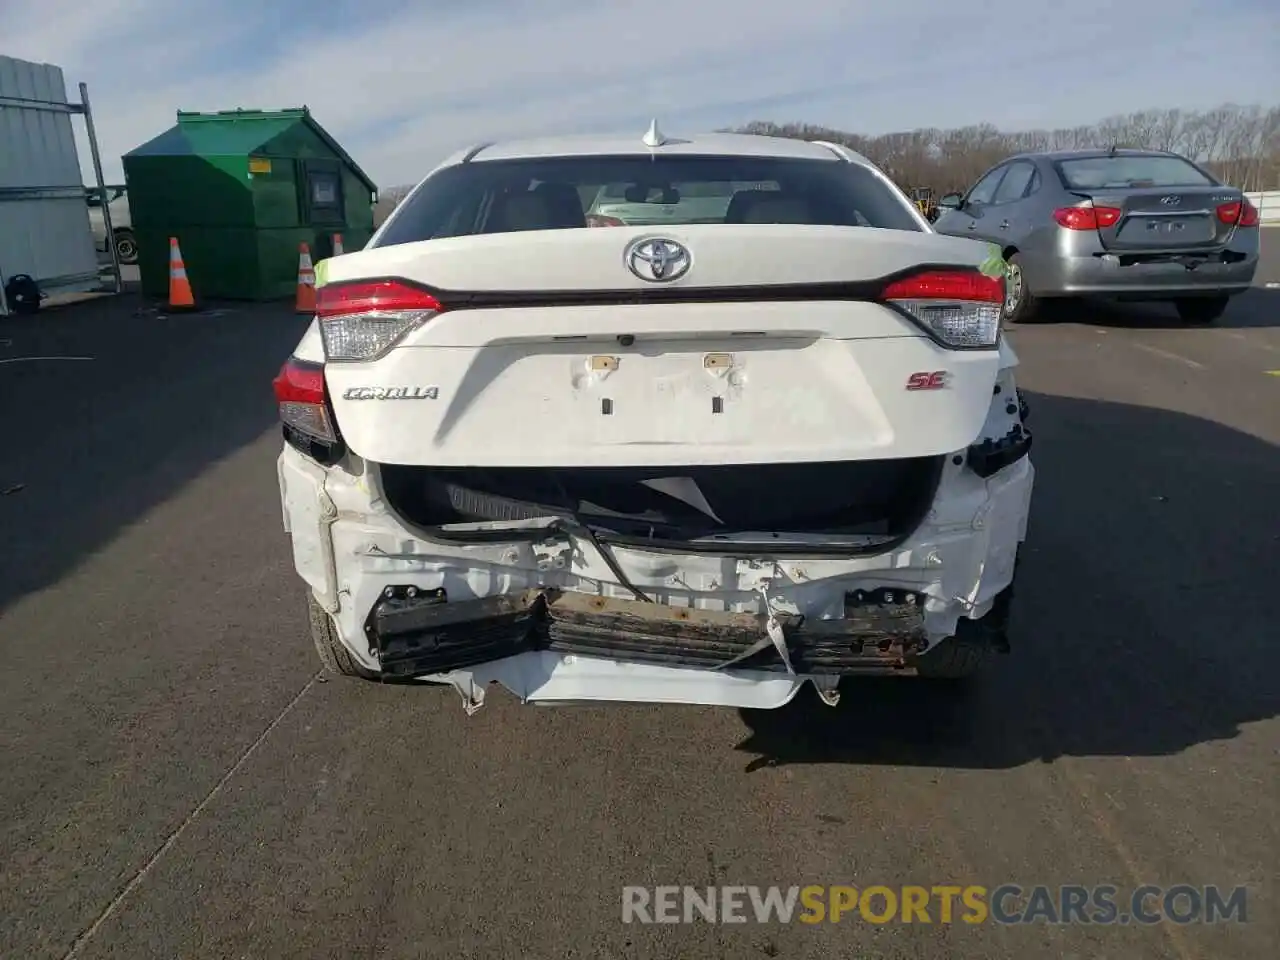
[272,357,345,464]
[1053,205,1121,230]
[881,269,1003,349]
[317,279,445,362]
[1216,199,1259,227]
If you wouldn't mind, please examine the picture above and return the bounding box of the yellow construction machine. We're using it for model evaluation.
[908,187,939,221]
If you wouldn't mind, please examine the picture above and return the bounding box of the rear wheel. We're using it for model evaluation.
[1001,254,1038,325]
[1174,295,1229,325]
[113,229,138,265]
[912,577,1016,680]
[913,633,989,680]
[308,594,377,679]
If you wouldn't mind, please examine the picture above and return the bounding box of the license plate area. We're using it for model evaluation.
[567,337,890,451]
[1115,213,1214,245]
[586,348,747,443]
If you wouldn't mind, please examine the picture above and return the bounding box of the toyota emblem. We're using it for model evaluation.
[624,237,692,283]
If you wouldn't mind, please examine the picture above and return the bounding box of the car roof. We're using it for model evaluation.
[1005,147,1183,163]
[439,130,860,165]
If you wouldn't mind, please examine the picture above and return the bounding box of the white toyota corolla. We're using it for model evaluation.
[274,125,1035,714]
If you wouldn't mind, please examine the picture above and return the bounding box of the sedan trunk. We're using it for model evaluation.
[320,226,1002,470]
[1075,185,1243,252]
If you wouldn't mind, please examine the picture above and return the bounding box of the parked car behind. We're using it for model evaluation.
[933,149,1260,324]
[584,180,781,226]
[86,186,137,265]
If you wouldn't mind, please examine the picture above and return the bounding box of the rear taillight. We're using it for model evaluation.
[272,357,345,463]
[1216,199,1259,227]
[316,279,444,361]
[881,269,1003,349]
[1053,205,1121,230]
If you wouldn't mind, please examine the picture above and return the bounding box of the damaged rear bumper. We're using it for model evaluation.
[370,586,930,677]
[278,432,1033,711]
[367,587,937,713]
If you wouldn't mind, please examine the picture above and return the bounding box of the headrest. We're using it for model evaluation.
[489,183,586,232]
[531,182,586,228]
[488,193,556,232]
[725,189,817,224]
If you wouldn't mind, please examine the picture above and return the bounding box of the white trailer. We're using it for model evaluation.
[0,54,120,316]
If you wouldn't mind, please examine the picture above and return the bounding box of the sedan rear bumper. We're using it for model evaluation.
[370,586,932,679]
[278,418,1035,711]
[1024,247,1258,298]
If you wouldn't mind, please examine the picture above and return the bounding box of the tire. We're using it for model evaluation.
[113,229,139,265]
[1001,253,1038,324]
[3,274,41,315]
[308,593,378,679]
[912,578,1016,680]
[912,631,990,680]
[1174,295,1229,325]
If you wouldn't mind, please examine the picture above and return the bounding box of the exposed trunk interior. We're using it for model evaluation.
[378,458,944,543]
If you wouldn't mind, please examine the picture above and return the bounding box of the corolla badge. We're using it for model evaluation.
[342,386,440,400]
[625,237,692,283]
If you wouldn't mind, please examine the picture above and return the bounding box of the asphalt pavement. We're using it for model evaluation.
[2,237,1278,960]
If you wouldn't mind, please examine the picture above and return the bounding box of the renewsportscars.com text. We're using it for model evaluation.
[621,885,1248,925]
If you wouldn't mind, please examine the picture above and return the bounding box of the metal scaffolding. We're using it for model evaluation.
[1,61,121,317]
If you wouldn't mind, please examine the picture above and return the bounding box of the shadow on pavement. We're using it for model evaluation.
[1060,236,1280,330]
[736,390,1280,770]
[0,290,308,614]
[1037,285,1280,331]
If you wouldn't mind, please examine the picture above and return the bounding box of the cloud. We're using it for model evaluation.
[3,0,1277,188]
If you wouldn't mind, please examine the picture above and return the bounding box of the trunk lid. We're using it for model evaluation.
[319,225,1001,469]
[1073,185,1243,251]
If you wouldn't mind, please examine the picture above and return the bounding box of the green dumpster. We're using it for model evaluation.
[123,107,378,301]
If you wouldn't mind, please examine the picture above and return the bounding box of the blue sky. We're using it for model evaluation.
[4,0,1278,188]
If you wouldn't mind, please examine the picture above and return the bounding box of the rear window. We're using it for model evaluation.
[597,180,775,200]
[375,155,920,246]
[1054,155,1215,190]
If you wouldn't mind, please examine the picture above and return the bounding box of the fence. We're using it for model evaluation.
[1244,190,1280,225]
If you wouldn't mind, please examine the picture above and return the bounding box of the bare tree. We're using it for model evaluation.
[373,184,415,227]
[734,102,1278,192]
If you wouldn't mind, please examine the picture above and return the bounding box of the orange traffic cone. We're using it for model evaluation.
[332,233,344,256]
[295,243,317,314]
[167,237,196,311]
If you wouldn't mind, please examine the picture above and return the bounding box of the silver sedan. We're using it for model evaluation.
[933,148,1260,324]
